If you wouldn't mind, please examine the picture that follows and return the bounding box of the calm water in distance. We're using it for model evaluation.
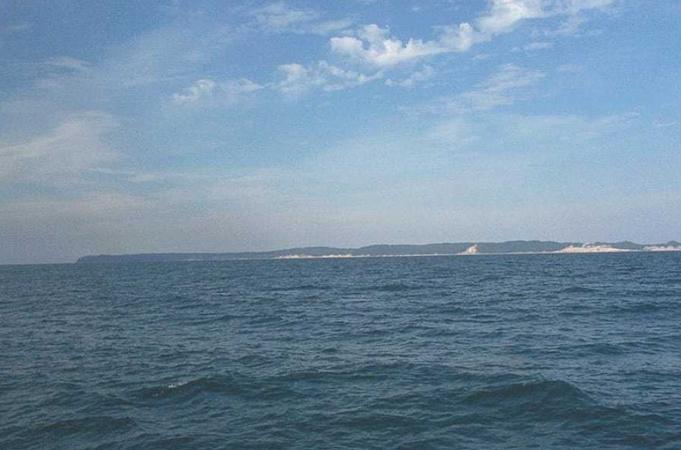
[2,252,681,449]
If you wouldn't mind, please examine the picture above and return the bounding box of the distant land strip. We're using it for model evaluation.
[76,240,681,263]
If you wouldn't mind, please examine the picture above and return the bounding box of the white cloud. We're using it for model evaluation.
[426,117,478,147]
[545,14,586,35]
[172,79,216,104]
[13,20,239,99]
[514,41,554,51]
[653,120,678,129]
[13,57,93,91]
[251,2,318,29]
[426,111,641,153]
[540,11,597,36]
[167,0,613,100]
[533,0,615,36]
[436,22,479,52]
[526,41,553,50]
[0,112,117,185]
[329,0,614,67]
[385,65,435,88]
[458,64,545,111]
[223,78,263,95]
[276,61,382,95]
[101,22,236,88]
[330,24,447,67]
[476,0,545,35]
[557,63,582,73]
[44,56,92,72]
[554,0,615,14]
[172,78,263,105]
[276,64,325,95]
[249,2,352,35]
[304,19,356,36]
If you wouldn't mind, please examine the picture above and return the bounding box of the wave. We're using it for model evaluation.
[135,375,243,401]
[622,288,679,298]
[612,301,676,314]
[181,313,237,325]
[134,374,295,403]
[17,415,138,445]
[460,378,674,445]
[477,275,503,282]
[567,342,636,356]
[366,283,425,293]
[273,284,330,291]
[41,415,135,433]
[463,379,594,411]
[559,286,599,294]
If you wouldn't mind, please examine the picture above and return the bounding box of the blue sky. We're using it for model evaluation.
[1,0,680,264]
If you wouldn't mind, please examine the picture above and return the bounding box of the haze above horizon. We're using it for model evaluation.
[2,0,680,264]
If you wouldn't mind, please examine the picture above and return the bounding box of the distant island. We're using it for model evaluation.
[76,240,681,263]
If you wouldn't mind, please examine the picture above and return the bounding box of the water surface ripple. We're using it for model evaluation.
[1,253,681,448]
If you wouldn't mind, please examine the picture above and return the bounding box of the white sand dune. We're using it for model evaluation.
[555,244,630,254]
[458,244,480,255]
[643,245,681,252]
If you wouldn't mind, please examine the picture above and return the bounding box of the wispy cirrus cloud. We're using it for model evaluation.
[173,61,382,102]
[275,61,382,95]
[328,0,614,67]
[167,0,613,102]
[0,112,117,185]
[514,41,554,51]
[460,63,545,110]
[385,65,435,88]
[427,111,641,149]
[416,64,545,115]
[247,2,353,35]
[173,13,555,104]
[172,78,263,105]
[43,56,92,72]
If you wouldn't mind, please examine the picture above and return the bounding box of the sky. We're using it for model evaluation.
[1,0,680,264]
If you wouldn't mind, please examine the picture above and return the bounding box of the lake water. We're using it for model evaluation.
[2,253,681,449]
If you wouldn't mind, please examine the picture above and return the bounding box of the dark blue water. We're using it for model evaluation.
[2,253,681,449]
